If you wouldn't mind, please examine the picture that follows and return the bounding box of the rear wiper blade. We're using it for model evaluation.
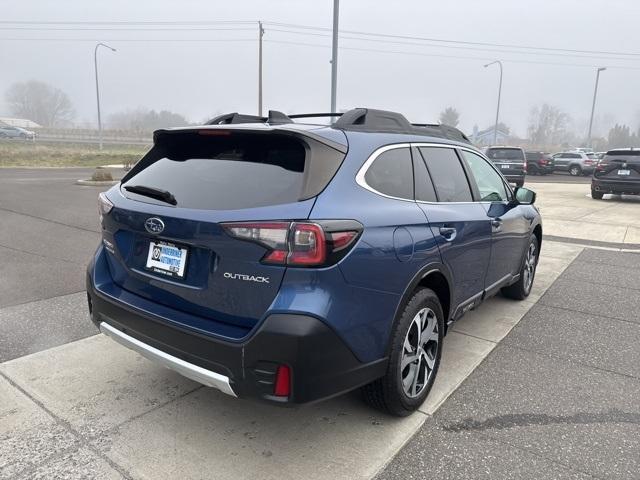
[123,185,177,206]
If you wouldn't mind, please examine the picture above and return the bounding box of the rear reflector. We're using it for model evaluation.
[274,364,291,397]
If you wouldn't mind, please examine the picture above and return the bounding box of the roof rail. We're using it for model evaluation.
[333,108,470,143]
[206,110,292,125]
[204,107,469,143]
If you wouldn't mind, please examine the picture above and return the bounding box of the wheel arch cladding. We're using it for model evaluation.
[533,223,542,254]
[417,271,451,323]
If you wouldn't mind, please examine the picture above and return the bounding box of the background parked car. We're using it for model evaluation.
[484,146,527,186]
[551,151,597,176]
[525,151,554,175]
[591,148,640,199]
[0,125,36,139]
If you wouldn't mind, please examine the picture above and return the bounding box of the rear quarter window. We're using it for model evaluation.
[364,147,414,200]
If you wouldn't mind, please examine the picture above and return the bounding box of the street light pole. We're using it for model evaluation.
[587,67,606,148]
[330,0,339,113]
[258,21,264,117]
[484,60,503,145]
[94,42,116,150]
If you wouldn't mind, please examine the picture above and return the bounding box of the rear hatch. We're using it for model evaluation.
[101,127,347,336]
[486,147,526,174]
[594,150,640,181]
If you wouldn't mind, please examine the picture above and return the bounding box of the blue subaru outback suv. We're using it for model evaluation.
[87,108,541,416]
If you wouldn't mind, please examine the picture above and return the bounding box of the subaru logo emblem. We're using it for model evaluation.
[144,217,165,235]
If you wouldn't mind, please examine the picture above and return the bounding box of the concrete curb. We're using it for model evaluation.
[75,179,119,186]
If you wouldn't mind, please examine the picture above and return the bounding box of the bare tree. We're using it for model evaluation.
[527,104,570,146]
[439,107,460,127]
[5,80,75,127]
[108,108,189,132]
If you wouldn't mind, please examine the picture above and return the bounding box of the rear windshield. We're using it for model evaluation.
[587,153,597,159]
[486,148,525,161]
[606,150,640,157]
[121,131,344,210]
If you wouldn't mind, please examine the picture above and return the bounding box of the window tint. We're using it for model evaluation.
[412,149,437,202]
[419,147,472,202]
[365,147,414,199]
[486,148,525,161]
[123,133,309,210]
[461,150,508,202]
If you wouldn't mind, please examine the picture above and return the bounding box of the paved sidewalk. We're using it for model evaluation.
[378,248,640,480]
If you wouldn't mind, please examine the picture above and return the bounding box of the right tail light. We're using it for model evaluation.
[222,220,362,267]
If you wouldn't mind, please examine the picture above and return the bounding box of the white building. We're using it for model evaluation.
[0,117,41,128]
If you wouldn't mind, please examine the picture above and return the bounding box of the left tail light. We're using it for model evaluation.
[98,192,113,222]
[222,220,362,267]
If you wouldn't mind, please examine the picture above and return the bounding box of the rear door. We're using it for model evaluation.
[103,129,346,331]
[459,149,530,290]
[413,145,492,313]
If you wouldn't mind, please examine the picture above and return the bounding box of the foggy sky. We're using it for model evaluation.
[2,0,640,138]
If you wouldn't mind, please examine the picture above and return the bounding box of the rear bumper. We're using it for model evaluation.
[592,178,640,195]
[503,173,526,183]
[86,255,386,405]
[529,164,554,174]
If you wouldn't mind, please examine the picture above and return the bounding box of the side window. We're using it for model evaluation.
[364,147,414,200]
[460,150,509,202]
[419,147,473,202]
[412,148,437,202]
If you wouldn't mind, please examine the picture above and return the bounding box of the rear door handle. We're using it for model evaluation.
[439,226,457,241]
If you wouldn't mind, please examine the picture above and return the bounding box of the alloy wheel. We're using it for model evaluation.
[401,307,439,398]
[523,242,537,292]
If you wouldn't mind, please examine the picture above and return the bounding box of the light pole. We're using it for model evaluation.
[258,21,264,116]
[94,42,116,150]
[587,67,606,148]
[330,0,339,113]
[484,60,503,145]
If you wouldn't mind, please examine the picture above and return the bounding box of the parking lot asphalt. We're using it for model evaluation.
[1,167,639,479]
[377,248,640,480]
[0,168,111,361]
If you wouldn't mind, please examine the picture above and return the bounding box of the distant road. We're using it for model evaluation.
[34,134,150,146]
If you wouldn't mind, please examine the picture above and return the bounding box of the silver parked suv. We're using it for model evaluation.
[551,151,598,176]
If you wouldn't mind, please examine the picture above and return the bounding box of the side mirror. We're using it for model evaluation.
[514,186,536,205]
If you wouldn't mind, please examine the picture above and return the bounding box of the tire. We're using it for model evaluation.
[361,288,444,416]
[591,189,604,200]
[569,165,582,176]
[502,234,539,300]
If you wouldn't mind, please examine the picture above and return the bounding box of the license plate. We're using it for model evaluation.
[500,164,510,169]
[618,169,631,176]
[145,241,188,278]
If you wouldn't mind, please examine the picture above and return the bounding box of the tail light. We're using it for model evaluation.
[595,160,609,172]
[98,192,113,222]
[222,220,362,267]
